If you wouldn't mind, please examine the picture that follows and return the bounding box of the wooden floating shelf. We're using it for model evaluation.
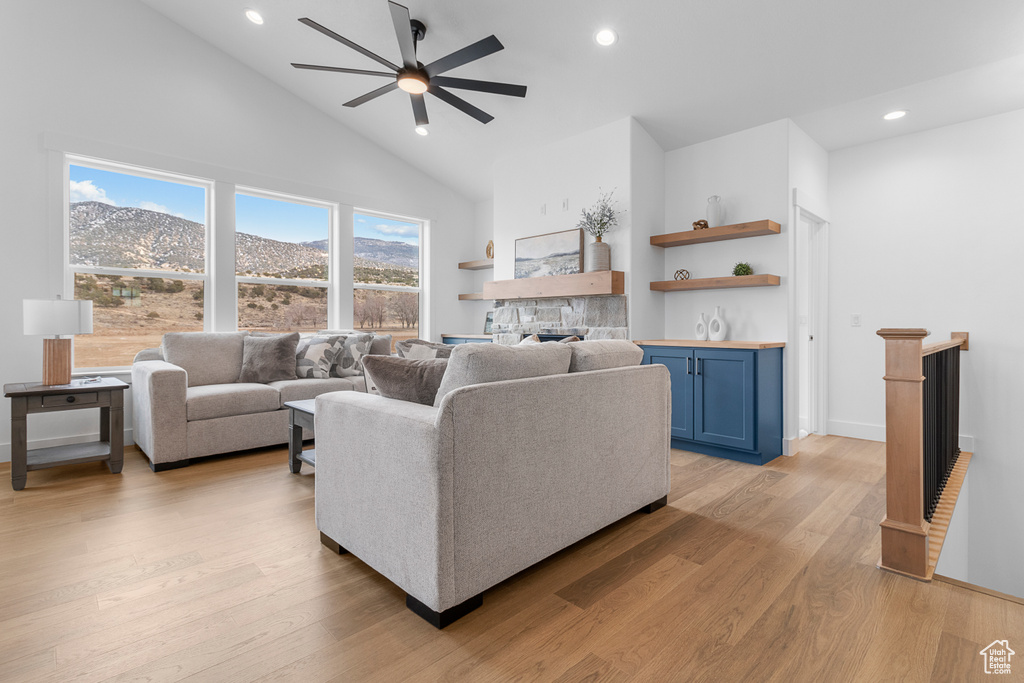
[483,271,624,301]
[634,339,786,349]
[651,220,781,248]
[458,292,486,301]
[458,258,494,271]
[650,274,781,292]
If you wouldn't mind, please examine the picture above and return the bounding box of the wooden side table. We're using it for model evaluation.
[284,399,316,473]
[4,377,128,490]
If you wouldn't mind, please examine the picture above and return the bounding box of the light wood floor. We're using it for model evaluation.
[1,436,1021,682]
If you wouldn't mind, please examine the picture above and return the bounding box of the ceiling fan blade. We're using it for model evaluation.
[423,35,504,77]
[410,93,429,126]
[298,18,401,72]
[291,63,394,78]
[344,82,400,108]
[428,85,494,124]
[430,76,527,98]
[388,1,418,70]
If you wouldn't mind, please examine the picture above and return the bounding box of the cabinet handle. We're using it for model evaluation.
[696,358,701,376]
[66,395,76,403]
[686,357,691,374]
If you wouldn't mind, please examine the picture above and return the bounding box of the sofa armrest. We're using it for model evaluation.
[131,361,188,465]
[313,393,453,609]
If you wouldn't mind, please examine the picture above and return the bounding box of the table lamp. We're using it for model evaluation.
[23,296,93,386]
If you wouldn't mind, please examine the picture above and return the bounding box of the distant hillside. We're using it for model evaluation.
[302,236,418,270]
[70,202,417,277]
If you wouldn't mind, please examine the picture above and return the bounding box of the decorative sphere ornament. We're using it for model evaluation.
[674,269,691,281]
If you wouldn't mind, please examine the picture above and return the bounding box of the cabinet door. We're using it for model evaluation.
[693,349,756,451]
[648,350,694,441]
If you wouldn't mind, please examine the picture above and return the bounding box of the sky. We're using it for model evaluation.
[70,165,420,246]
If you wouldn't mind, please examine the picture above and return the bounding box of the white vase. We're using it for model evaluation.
[695,313,709,341]
[706,195,723,228]
[709,306,728,341]
[585,238,611,272]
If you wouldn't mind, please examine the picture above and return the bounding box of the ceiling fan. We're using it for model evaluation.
[291,1,527,129]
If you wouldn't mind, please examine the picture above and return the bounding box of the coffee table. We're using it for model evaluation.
[284,399,316,473]
[4,377,128,490]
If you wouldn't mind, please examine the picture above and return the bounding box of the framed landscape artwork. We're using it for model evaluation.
[514,228,584,279]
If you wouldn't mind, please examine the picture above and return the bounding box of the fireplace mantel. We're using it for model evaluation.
[482,271,624,301]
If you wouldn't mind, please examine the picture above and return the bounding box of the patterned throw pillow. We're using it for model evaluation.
[295,335,346,379]
[518,334,542,344]
[395,339,455,360]
[331,333,375,377]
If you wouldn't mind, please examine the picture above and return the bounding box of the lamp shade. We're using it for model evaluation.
[23,299,93,336]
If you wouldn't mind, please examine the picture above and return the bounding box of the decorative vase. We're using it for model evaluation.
[695,313,709,341]
[706,195,723,228]
[585,236,611,272]
[708,306,728,341]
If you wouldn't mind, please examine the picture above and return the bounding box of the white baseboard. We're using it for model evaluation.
[0,429,134,464]
[826,420,974,451]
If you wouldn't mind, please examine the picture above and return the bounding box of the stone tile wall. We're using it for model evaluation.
[490,295,628,344]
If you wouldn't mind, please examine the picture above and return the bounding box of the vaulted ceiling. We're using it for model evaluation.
[139,0,1024,200]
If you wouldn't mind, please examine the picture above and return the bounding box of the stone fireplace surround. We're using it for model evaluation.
[490,295,628,345]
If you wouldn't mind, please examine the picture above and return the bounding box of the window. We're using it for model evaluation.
[235,190,332,333]
[67,159,210,369]
[353,212,422,348]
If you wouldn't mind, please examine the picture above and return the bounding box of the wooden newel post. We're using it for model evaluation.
[876,328,930,579]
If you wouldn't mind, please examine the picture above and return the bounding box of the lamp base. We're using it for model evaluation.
[43,338,73,386]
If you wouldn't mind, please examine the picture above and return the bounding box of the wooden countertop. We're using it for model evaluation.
[634,339,786,349]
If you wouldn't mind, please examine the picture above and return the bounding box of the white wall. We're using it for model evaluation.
[828,107,1024,597]
[0,0,476,461]
[628,121,666,341]
[493,118,633,282]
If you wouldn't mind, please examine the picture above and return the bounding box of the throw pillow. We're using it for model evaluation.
[518,334,541,344]
[238,333,300,383]
[332,333,374,377]
[369,334,393,356]
[567,340,643,372]
[559,335,581,343]
[395,338,455,360]
[163,331,248,387]
[362,356,449,406]
[295,335,346,379]
[433,342,572,407]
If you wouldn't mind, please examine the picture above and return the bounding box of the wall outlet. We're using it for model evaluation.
[561,198,569,211]
[540,203,546,216]
[851,314,862,327]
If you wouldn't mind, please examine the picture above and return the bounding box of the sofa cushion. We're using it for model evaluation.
[332,334,374,377]
[185,383,281,421]
[238,333,299,383]
[319,330,392,356]
[268,377,362,404]
[434,342,572,407]
[362,356,448,406]
[163,332,248,387]
[396,339,454,360]
[295,335,347,379]
[567,340,643,372]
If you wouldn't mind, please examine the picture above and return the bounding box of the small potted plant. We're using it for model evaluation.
[732,262,753,276]
[577,189,622,272]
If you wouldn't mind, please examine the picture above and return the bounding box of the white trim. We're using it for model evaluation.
[71,266,208,281]
[353,283,421,293]
[0,429,134,464]
[236,276,329,288]
[825,419,975,452]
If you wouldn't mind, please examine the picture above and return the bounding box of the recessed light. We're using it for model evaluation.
[415,126,429,136]
[245,8,264,25]
[883,110,907,120]
[594,29,617,46]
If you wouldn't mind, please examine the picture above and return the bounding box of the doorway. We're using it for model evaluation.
[793,191,829,439]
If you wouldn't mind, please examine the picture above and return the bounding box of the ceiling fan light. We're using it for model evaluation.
[244,8,264,25]
[594,29,617,46]
[415,126,429,136]
[397,73,429,94]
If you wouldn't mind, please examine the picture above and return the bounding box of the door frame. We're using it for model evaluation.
[786,188,830,452]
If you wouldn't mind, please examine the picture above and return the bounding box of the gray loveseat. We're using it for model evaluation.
[131,331,382,471]
[314,340,671,627]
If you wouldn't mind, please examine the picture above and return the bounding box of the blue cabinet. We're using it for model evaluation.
[640,344,782,465]
[441,336,493,345]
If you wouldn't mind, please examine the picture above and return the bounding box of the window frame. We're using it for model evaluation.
[64,154,214,372]
[233,186,337,333]
[352,208,425,337]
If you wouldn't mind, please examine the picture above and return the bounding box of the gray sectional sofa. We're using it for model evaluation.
[314,340,672,627]
[131,331,383,470]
